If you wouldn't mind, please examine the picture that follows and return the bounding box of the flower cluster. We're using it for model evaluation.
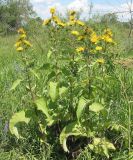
[15,28,32,52]
[68,11,85,26]
[42,8,116,65]
[101,28,113,43]
[43,7,66,27]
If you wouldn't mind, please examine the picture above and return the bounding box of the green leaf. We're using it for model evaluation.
[89,102,104,113]
[10,79,22,91]
[35,98,53,125]
[59,86,68,97]
[35,98,50,118]
[89,137,116,158]
[49,82,59,102]
[76,97,88,121]
[60,122,87,152]
[47,50,52,59]
[9,110,30,139]
[30,69,40,79]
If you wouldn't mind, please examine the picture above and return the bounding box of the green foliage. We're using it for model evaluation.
[89,102,104,113]
[9,110,30,139]
[0,7,133,160]
[0,0,35,34]
[10,79,23,91]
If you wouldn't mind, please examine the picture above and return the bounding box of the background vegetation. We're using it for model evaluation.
[0,0,133,160]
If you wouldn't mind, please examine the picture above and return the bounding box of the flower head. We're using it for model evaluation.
[76,20,85,26]
[20,34,26,39]
[43,19,51,26]
[18,28,26,34]
[102,35,113,43]
[15,41,22,47]
[23,40,32,47]
[16,47,23,52]
[71,30,80,36]
[96,46,102,51]
[50,7,56,14]
[97,58,105,64]
[76,47,85,53]
[70,10,76,16]
[90,32,99,43]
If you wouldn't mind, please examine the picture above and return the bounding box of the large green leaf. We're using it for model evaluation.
[9,110,30,139]
[89,102,104,113]
[60,122,87,152]
[35,98,53,125]
[76,97,88,121]
[49,82,59,102]
[89,137,116,158]
[35,98,50,118]
[10,79,22,91]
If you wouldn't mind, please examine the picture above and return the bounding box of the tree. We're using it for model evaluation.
[0,0,35,33]
[101,13,118,24]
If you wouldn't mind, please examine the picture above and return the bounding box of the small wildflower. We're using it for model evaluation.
[71,30,80,36]
[70,11,76,16]
[102,35,113,43]
[50,7,56,14]
[20,34,26,39]
[76,20,85,26]
[23,40,32,47]
[43,19,51,26]
[96,46,102,51]
[76,47,85,52]
[97,58,105,64]
[18,28,26,34]
[16,47,23,52]
[104,28,113,37]
[90,32,99,43]
[68,21,76,26]
[69,15,75,21]
[15,41,22,47]
[84,27,93,34]
[58,22,66,27]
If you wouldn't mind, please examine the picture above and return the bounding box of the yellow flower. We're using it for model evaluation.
[43,19,51,25]
[76,20,85,26]
[85,27,93,33]
[102,35,113,43]
[23,40,32,47]
[16,47,23,52]
[76,47,85,52]
[104,28,113,37]
[58,22,66,27]
[20,34,26,39]
[71,30,80,36]
[90,32,99,43]
[17,28,26,34]
[96,46,102,51]
[50,7,56,14]
[97,58,105,64]
[70,10,76,16]
[69,15,75,21]
[53,16,59,21]
[15,41,22,47]
[68,21,76,26]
